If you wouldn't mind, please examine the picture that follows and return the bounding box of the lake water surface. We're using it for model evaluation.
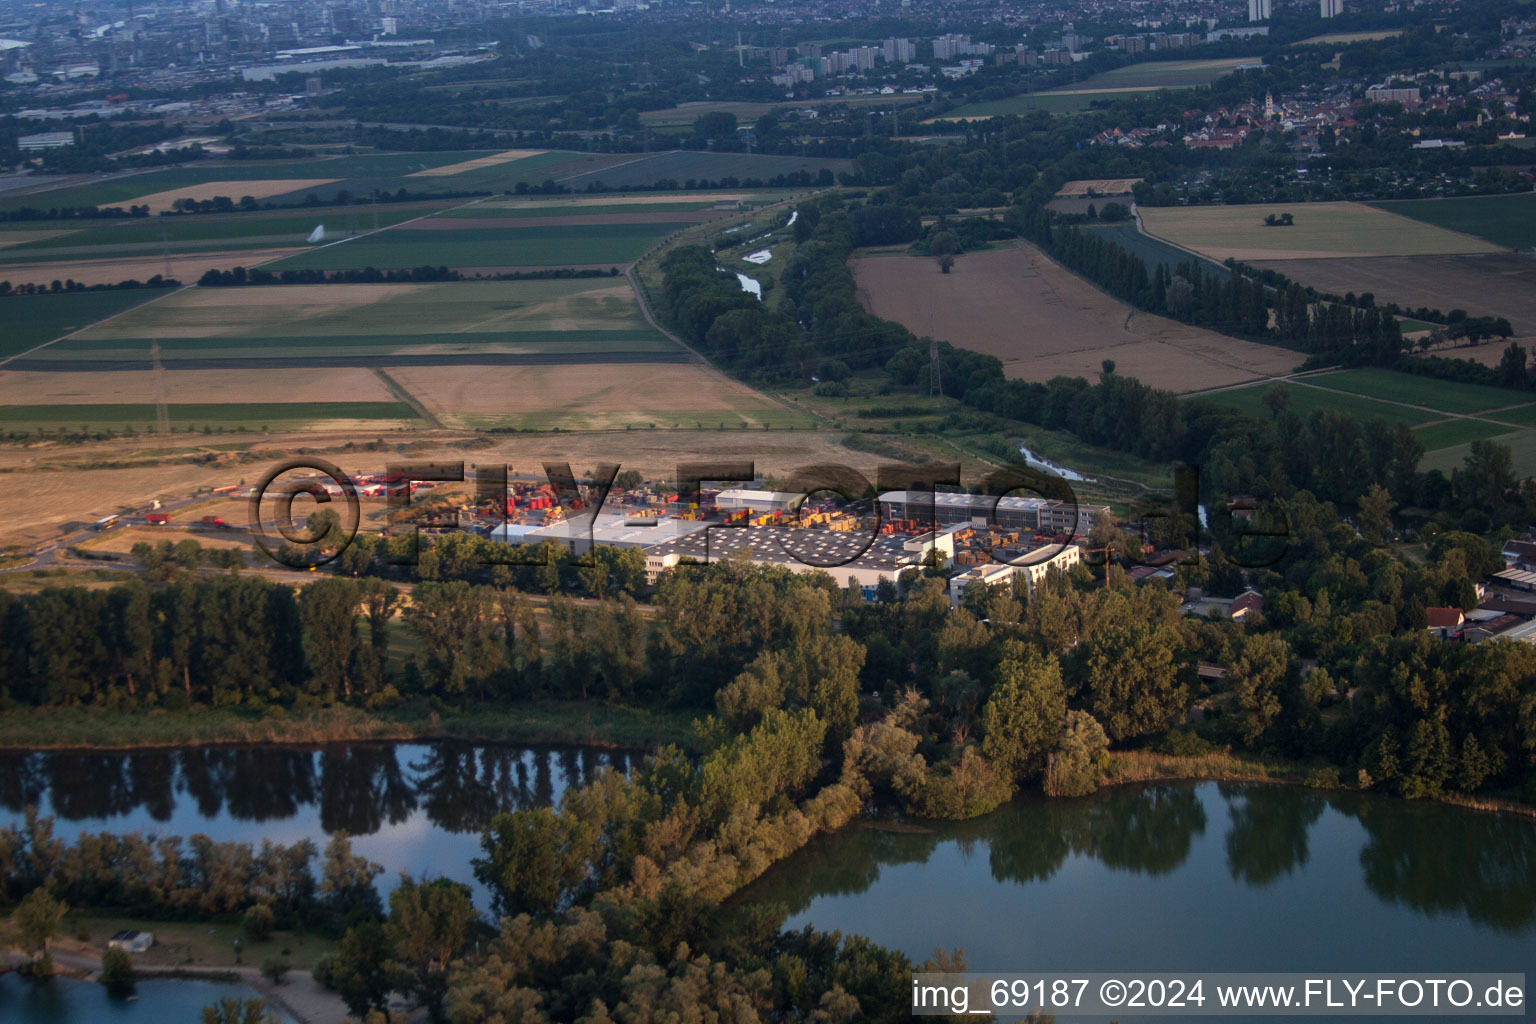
[740,782,1535,983]
[0,975,291,1024]
[7,745,1533,1011]
[0,741,635,901]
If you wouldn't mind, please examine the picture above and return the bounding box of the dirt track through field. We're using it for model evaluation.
[854,242,1300,392]
[406,149,549,177]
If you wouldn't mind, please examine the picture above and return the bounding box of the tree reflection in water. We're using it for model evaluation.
[1353,794,1536,932]
[1221,783,1325,886]
[741,782,1536,934]
[0,742,630,839]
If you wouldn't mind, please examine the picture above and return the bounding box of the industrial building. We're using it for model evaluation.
[712,488,806,513]
[489,515,708,557]
[947,544,1082,606]
[641,524,928,600]
[877,491,1111,537]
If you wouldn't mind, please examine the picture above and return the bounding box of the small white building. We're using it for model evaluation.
[713,488,803,514]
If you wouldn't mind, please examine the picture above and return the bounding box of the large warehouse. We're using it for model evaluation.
[877,491,1111,536]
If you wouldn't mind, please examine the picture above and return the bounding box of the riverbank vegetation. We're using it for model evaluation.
[0,702,696,752]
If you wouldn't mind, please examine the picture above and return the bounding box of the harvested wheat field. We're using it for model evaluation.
[854,242,1300,392]
[1055,179,1142,196]
[1247,253,1536,336]
[1413,339,1536,369]
[0,366,394,406]
[1138,202,1500,262]
[71,282,424,340]
[408,149,549,177]
[0,249,302,290]
[118,179,340,214]
[385,362,806,430]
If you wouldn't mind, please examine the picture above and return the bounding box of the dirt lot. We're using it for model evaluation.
[0,366,394,405]
[0,249,302,290]
[0,427,871,547]
[1138,203,1500,261]
[407,149,549,177]
[854,243,1300,392]
[1248,253,1536,335]
[118,180,340,214]
[1056,179,1141,196]
[84,524,253,554]
[386,361,795,429]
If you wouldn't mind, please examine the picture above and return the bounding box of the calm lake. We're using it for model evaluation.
[6,744,1533,1013]
[739,781,1536,1015]
[0,741,637,903]
[0,975,291,1024]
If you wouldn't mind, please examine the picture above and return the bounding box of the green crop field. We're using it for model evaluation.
[1189,381,1434,426]
[438,201,719,219]
[1308,368,1533,415]
[1370,193,1536,251]
[943,57,1260,118]
[0,151,620,215]
[1426,428,1536,477]
[58,277,681,369]
[1086,222,1223,274]
[1084,56,1262,88]
[0,289,169,359]
[554,150,849,190]
[1480,402,1536,428]
[940,91,1136,118]
[0,206,440,258]
[69,278,661,343]
[1411,418,1515,451]
[48,329,678,363]
[0,401,418,432]
[0,153,486,213]
[267,221,693,270]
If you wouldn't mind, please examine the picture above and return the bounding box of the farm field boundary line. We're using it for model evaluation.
[372,367,442,429]
[5,350,691,371]
[1188,370,1536,431]
[0,190,497,369]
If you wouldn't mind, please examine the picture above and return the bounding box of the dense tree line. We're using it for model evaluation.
[0,810,381,933]
[0,275,179,296]
[198,265,619,288]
